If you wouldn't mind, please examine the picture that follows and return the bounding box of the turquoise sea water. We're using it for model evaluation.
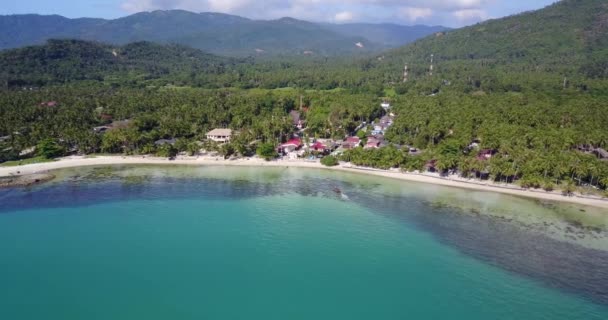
[1,166,607,319]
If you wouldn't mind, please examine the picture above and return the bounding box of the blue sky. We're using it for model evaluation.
[1,0,558,27]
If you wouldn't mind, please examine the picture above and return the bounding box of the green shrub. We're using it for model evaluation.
[156,144,177,158]
[321,155,339,167]
[37,139,65,159]
[256,143,276,161]
[542,181,554,192]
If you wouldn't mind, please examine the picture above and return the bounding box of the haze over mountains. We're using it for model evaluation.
[0,11,448,56]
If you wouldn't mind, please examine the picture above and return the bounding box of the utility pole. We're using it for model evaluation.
[403,64,409,82]
[563,77,568,89]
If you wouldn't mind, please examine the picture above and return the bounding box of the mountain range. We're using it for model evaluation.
[0,11,448,56]
[1,0,606,89]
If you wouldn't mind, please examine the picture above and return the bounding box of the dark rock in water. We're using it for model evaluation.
[0,173,55,189]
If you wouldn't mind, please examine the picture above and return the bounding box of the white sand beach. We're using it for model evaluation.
[1,155,607,209]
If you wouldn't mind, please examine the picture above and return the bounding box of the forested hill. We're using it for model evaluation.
[0,40,241,87]
[373,0,608,83]
[0,11,447,56]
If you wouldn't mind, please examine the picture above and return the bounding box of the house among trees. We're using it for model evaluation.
[154,138,176,146]
[278,138,303,154]
[93,119,131,133]
[372,115,393,135]
[342,136,361,149]
[381,101,391,110]
[290,110,305,130]
[595,148,608,160]
[39,101,58,107]
[364,135,384,149]
[206,129,232,143]
[576,145,608,160]
[310,140,337,155]
[477,149,497,160]
[425,159,438,172]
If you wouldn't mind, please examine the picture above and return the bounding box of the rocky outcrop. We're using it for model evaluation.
[0,173,55,189]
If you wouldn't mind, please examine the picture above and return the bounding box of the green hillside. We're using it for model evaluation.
[0,39,238,87]
[374,0,608,81]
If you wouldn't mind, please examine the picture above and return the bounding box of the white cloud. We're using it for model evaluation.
[207,0,256,12]
[334,11,355,22]
[117,0,505,26]
[399,7,433,22]
[452,9,489,23]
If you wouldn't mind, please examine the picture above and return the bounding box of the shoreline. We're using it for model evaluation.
[1,155,607,209]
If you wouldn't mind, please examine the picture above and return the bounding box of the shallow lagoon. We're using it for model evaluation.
[1,165,607,319]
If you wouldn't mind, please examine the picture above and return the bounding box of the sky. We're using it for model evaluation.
[0,0,558,27]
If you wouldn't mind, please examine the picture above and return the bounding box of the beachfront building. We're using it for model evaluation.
[310,141,332,155]
[206,129,233,143]
[278,138,303,154]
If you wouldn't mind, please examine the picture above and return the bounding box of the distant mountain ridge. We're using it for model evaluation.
[0,11,448,56]
[326,23,448,47]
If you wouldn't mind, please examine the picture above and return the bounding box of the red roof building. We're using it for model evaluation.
[278,138,303,153]
[310,141,329,152]
[342,136,361,149]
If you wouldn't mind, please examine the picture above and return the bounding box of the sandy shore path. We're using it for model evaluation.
[1,155,607,209]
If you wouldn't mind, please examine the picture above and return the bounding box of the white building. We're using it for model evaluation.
[381,102,391,110]
[206,129,232,143]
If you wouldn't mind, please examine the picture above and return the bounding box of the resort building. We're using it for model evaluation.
[206,129,233,143]
[310,140,336,155]
[278,138,303,154]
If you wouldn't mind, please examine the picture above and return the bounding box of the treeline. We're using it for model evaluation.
[0,87,381,158]
[340,145,608,194]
